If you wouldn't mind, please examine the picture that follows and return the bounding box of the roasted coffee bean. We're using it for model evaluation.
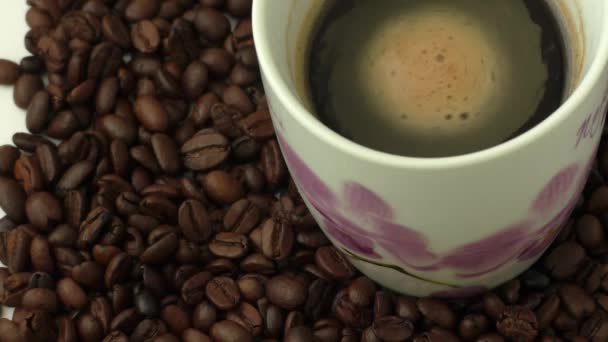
[209,232,249,259]
[72,261,104,289]
[89,296,112,334]
[544,241,587,279]
[135,95,169,132]
[315,246,355,281]
[183,60,208,100]
[206,276,241,310]
[36,144,61,183]
[182,271,212,305]
[6,228,32,273]
[14,155,44,194]
[193,300,217,332]
[483,293,506,320]
[333,289,373,329]
[14,73,44,109]
[176,199,211,243]
[0,177,27,222]
[25,91,50,134]
[496,306,539,341]
[57,160,95,193]
[262,218,294,261]
[30,237,55,274]
[102,14,131,48]
[202,170,244,204]
[200,48,234,77]
[305,279,336,322]
[210,320,253,342]
[191,93,219,127]
[0,59,20,85]
[417,298,456,329]
[181,130,230,171]
[194,8,230,42]
[140,226,178,264]
[57,277,87,309]
[223,85,255,114]
[261,140,287,189]
[161,304,191,334]
[131,20,160,53]
[224,198,260,234]
[0,145,20,176]
[266,273,308,310]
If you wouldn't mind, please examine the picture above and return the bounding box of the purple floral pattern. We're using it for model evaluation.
[277,130,592,284]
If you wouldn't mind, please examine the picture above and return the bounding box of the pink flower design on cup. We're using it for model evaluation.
[277,131,591,281]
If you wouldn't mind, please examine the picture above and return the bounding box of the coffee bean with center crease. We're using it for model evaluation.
[496,306,539,342]
[177,199,212,243]
[182,271,212,305]
[206,276,241,310]
[131,20,160,53]
[6,227,32,274]
[224,198,260,234]
[209,232,249,259]
[14,155,44,194]
[181,129,230,171]
[315,246,355,281]
[261,139,287,189]
[261,218,294,261]
[140,225,178,264]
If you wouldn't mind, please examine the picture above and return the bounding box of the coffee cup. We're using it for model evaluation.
[253,0,608,297]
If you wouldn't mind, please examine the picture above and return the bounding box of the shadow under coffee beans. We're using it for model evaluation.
[304,0,566,157]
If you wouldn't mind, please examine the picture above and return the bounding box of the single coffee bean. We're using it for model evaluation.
[305,278,336,321]
[191,93,219,127]
[14,154,44,195]
[206,276,241,310]
[416,298,456,329]
[346,277,376,308]
[224,198,260,234]
[135,288,161,317]
[193,301,218,332]
[194,8,230,42]
[315,246,355,281]
[209,232,249,259]
[35,144,61,183]
[6,227,32,273]
[581,311,608,341]
[0,59,20,85]
[240,253,275,274]
[210,320,253,342]
[131,319,167,342]
[150,133,180,174]
[285,326,316,342]
[175,199,210,242]
[14,73,44,109]
[182,60,209,100]
[371,316,414,341]
[12,132,53,153]
[266,273,308,310]
[200,48,234,77]
[544,241,587,279]
[131,20,160,53]
[140,226,178,264]
[576,214,608,252]
[57,315,78,342]
[238,275,266,303]
[161,304,191,334]
[223,85,255,114]
[57,160,96,194]
[105,252,132,288]
[57,277,88,310]
[181,129,230,171]
[135,95,169,132]
[111,307,144,334]
[536,294,560,329]
[261,140,287,189]
[239,110,274,141]
[202,170,244,204]
[496,306,539,342]
[261,218,294,261]
[29,237,55,274]
[0,177,27,222]
[25,91,50,134]
[211,103,243,138]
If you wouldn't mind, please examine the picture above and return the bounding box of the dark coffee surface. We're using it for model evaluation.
[308,0,565,157]
[0,0,606,341]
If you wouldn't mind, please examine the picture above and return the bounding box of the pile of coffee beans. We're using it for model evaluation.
[0,0,606,341]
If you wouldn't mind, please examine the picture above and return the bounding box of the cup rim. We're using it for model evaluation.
[252,1,608,169]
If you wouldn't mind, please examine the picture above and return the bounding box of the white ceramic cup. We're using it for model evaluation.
[253,0,608,297]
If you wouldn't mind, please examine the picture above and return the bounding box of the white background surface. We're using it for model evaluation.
[0,1,41,320]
